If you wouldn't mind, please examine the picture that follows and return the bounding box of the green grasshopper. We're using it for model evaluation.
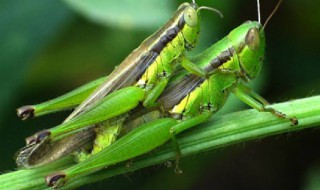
[43,0,298,187]
[16,1,223,167]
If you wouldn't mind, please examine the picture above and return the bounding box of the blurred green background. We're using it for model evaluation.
[1,0,320,189]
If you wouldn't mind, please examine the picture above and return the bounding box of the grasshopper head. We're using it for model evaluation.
[178,2,201,50]
[179,2,223,50]
[229,21,265,80]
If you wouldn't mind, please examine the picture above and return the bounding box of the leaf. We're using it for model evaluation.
[62,0,174,30]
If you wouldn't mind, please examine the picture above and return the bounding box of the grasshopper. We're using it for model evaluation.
[43,0,298,187]
[16,1,223,167]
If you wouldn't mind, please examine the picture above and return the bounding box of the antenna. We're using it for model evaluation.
[262,0,283,30]
[257,0,261,23]
[198,6,224,18]
[192,0,223,19]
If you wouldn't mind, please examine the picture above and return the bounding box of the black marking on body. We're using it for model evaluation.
[46,172,66,187]
[259,56,264,62]
[157,70,168,78]
[158,75,204,110]
[151,16,185,54]
[237,42,246,54]
[177,16,185,29]
[204,47,236,73]
[133,52,159,83]
[17,105,35,120]
[134,16,186,84]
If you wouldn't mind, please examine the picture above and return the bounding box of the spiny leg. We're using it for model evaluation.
[237,83,270,105]
[169,112,212,173]
[169,127,183,174]
[209,68,250,82]
[233,83,298,126]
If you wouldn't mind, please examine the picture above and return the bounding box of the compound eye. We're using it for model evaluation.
[184,7,198,27]
[245,28,260,50]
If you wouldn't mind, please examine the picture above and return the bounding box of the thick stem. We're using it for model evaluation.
[1,95,320,190]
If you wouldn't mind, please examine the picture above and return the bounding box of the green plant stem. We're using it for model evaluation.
[1,95,320,190]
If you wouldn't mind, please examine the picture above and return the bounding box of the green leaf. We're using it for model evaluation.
[62,0,174,30]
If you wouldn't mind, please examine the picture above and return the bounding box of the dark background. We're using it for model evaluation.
[0,0,319,189]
